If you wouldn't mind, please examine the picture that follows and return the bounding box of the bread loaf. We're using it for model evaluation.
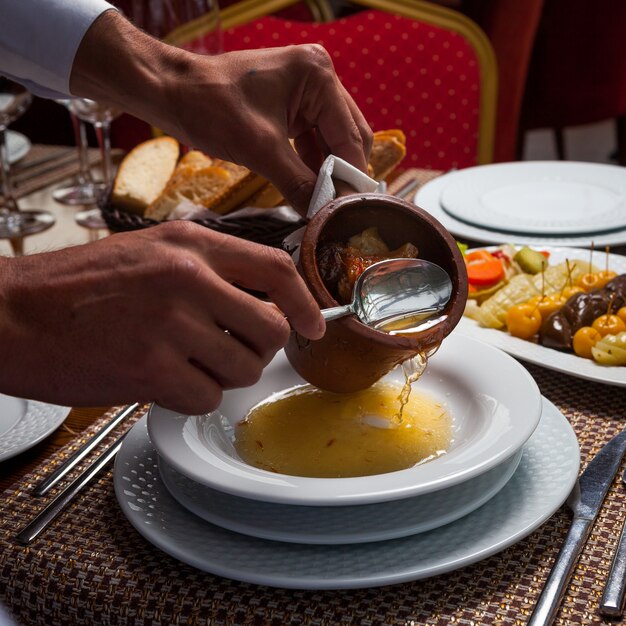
[111,136,179,215]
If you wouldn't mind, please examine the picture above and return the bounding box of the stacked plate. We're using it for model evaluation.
[114,333,580,589]
[415,161,626,247]
[0,394,70,462]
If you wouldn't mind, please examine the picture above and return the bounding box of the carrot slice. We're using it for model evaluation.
[465,251,505,286]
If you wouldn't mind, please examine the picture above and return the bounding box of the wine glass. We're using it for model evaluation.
[66,98,121,230]
[0,79,55,254]
[52,100,104,206]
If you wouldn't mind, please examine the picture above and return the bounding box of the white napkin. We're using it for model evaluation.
[283,156,382,255]
[306,155,381,219]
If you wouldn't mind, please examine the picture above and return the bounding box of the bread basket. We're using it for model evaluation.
[99,188,305,249]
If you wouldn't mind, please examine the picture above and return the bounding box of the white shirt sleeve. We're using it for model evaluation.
[0,0,116,99]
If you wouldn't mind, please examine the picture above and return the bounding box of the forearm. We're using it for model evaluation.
[69,9,370,212]
[69,10,195,141]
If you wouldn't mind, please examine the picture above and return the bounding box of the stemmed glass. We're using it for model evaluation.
[66,98,121,231]
[0,78,55,254]
[52,100,104,206]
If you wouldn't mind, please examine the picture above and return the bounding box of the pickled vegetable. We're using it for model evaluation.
[572,327,602,359]
[505,304,542,340]
[591,331,626,366]
[592,314,626,337]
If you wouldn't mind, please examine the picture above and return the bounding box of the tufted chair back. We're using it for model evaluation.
[222,0,497,170]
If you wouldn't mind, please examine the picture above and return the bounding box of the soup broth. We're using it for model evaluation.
[234,381,452,478]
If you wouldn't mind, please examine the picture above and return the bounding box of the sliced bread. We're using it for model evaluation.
[144,165,232,221]
[369,130,407,181]
[111,136,180,215]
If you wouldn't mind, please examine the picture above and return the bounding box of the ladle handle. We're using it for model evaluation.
[321,304,354,322]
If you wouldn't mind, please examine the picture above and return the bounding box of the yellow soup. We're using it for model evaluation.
[234,381,452,478]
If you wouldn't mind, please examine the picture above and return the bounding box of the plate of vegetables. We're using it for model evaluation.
[456,245,626,387]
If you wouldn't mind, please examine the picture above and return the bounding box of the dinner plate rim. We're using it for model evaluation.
[114,399,580,589]
[147,333,542,506]
[157,448,523,545]
[438,161,626,236]
[457,245,626,387]
[0,394,71,462]
[7,130,31,164]
[415,163,626,247]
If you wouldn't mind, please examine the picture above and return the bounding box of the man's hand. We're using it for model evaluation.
[70,10,373,214]
[0,223,324,413]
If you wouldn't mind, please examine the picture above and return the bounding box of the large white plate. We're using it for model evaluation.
[415,168,626,247]
[457,246,626,387]
[0,394,70,462]
[158,449,522,545]
[147,333,542,506]
[7,130,31,164]
[439,162,626,236]
[115,399,579,589]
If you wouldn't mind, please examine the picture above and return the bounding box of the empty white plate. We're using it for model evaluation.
[415,169,626,247]
[0,394,70,462]
[7,130,31,164]
[440,162,626,236]
[148,333,542,506]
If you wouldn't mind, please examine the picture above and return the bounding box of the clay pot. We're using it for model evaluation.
[285,193,468,393]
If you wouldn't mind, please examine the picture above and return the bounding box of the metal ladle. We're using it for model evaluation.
[321,258,453,333]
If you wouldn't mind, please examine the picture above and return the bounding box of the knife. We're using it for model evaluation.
[528,428,626,626]
[600,467,626,616]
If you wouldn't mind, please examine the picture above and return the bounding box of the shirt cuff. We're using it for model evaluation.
[0,0,116,98]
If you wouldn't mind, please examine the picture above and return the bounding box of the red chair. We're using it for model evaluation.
[461,0,544,163]
[110,0,334,151]
[519,0,626,164]
[221,0,497,170]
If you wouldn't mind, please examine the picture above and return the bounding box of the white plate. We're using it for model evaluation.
[115,398,579,589]
[415,168,626,247]
[6,130,31,164]
[158,449,522,545]
[458,246,626,387]
[0,394,71,462]
[439,162,626,236]
[147,333,542,506]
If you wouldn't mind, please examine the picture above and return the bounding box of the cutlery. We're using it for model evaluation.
[528,428,626,626]
[392,176,422,199]
[16,429,128,545]
[12,147,74,173]
[13,152,81,187]
[320,258,452,329]
[600,467,626,616]
[32,403,139,497]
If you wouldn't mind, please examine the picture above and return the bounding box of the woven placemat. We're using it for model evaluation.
[1,364,625,626]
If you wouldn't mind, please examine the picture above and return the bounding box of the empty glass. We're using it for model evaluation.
[67,98,121,230]
[52,100,104,206]
[0,78,55,254]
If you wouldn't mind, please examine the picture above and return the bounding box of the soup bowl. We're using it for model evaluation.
[285,193,468,393]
